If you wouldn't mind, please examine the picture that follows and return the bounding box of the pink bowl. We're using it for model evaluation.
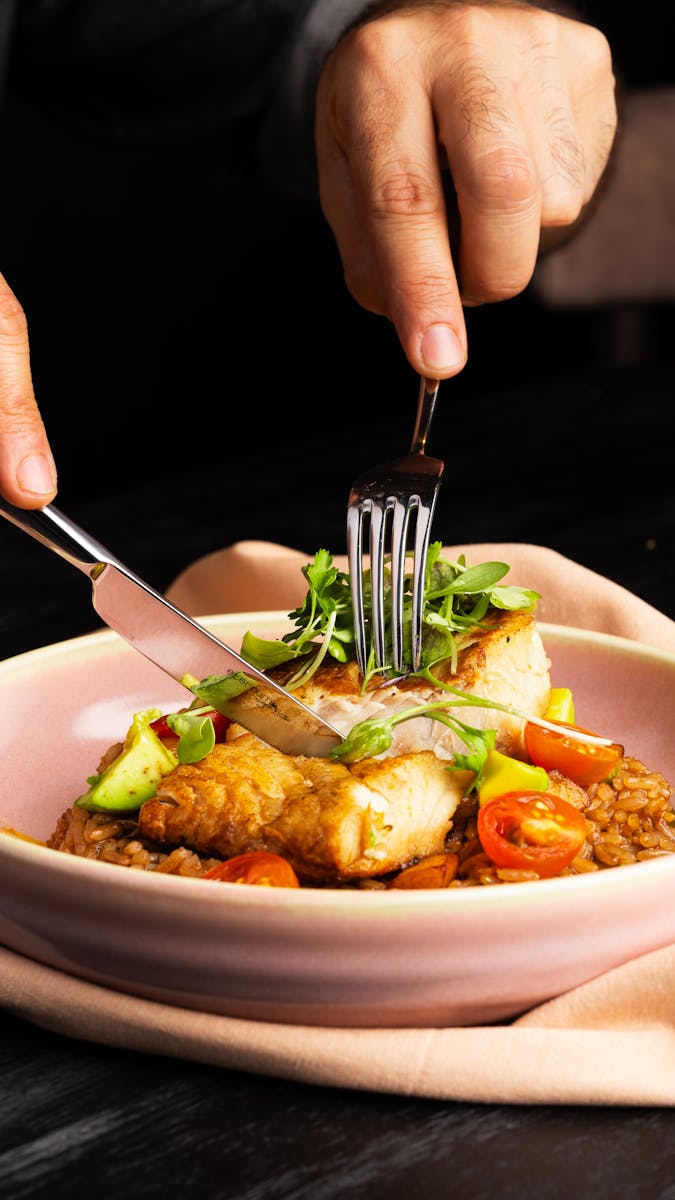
[1,613,674,1028]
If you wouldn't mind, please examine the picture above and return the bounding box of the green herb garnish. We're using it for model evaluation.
[182,547,544,778]
[242,544,539,689]
[166,708,217,764]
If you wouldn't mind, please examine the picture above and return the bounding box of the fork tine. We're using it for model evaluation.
[347,501,367,673]
[347,376,443,679]
[369,499,390,669]
[409,495,434,671]
[390,498,411,672]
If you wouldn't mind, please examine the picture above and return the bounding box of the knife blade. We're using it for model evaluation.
[0,500,344,757]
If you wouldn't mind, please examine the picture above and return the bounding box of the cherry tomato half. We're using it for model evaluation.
[203,851,300,888]
[524,720,623,788]
[477,790,587,878]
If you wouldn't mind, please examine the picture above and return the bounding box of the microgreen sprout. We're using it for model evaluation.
[330,673,615,775]
[241,544,541,688]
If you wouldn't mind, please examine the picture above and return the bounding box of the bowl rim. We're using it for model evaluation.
[2,820,675,918]
[2,612,674,914]
[3,611,675,672]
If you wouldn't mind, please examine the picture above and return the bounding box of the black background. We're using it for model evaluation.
[1,0,673,636]
[1,84,673,657]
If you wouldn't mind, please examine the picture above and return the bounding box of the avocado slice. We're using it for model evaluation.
[74,725,177,812]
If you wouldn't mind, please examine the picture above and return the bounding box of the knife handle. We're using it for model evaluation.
[0,499,119,575]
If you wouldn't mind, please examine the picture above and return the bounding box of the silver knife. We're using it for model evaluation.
[0,500,343,757]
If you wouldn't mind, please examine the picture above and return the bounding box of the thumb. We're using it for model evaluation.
[0,273,57,508]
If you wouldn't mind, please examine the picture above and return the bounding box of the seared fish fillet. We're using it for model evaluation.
[259,609,551,761]
[141,609,549,881]
[140,732,470,882]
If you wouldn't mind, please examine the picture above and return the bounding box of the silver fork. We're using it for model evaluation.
[347,376,445,675]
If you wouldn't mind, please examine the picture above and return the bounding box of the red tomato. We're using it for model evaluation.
[149,712,182,739]
[203,851,301,888]
[524,720,623,788]
[477,790,587,878]
[389,853,459,889]
[150,708,231,742]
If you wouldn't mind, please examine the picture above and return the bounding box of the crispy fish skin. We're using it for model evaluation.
[140,609,550,882]
[139,732,469,882]
[263,609,551,761]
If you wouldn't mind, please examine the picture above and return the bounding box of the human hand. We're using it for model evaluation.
[0,272,57,508]
[315,0,617,378]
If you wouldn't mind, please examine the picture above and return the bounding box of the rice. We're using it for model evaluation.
[444,755,675,887]
[47,809,221,877]
[46,754,675,887]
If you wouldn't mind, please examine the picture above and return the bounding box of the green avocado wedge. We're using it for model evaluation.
[74,725,177,813]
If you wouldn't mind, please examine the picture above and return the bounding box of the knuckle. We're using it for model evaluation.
[0,389,37,429]
[541,189,585,228]
[372,165,441,218]
[465,271,530,305]
[578,24,614,78]
[0,287,28,342]
[328,18,407,116]
[342,15,406,70]
[467,145,539,209]
[463,253,535,303]
[392,270,456,316]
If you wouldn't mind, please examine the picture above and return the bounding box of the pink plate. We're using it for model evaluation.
[0,613,674,1028]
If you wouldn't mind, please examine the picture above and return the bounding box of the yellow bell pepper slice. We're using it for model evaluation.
[478,749,549,806]
[544,687,575,723]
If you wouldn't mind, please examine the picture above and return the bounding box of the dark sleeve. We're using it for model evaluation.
[256,0,378,198]
[2,0,373,195]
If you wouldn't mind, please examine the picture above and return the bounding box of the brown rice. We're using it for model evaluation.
[444,755,675,886]
[46,754,675,888]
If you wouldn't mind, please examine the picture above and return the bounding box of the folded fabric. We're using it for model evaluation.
[165,539,675,654]
[2,941,675,1106]
[3,540,675,1105]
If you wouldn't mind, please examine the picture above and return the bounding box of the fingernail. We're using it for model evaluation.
[16,452,57,497]
[421,324,464,372]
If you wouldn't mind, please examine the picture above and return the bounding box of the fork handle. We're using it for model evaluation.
[410,377,440,455]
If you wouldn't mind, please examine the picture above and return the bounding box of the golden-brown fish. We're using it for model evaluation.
[140,731,471,882]
[261,608,551,761]
[139,610,551,881]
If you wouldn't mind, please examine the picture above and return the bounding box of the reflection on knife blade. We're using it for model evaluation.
[91,563,345,758]
[0,498,344,759]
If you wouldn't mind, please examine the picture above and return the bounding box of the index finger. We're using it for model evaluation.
[320,57,468,378]
[0,273,57,508]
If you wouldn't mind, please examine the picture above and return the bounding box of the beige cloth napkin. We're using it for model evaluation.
[165,540,675,653]
[3,541,675,1105]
